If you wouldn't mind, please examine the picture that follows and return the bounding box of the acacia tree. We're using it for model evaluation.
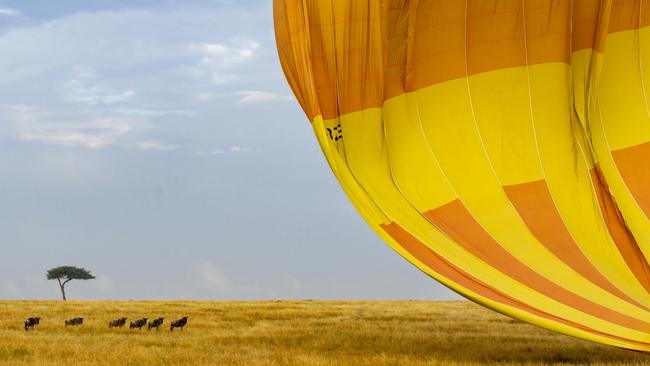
[46,266,95,301]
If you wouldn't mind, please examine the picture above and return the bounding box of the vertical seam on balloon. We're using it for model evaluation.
[313,2,346,184]
[521,0,650,312]
[590,1,612,105]
[567,3,607,254]
[579,1,612,163]
[330,0,348,164]
[573,101,647,326]
[595,94,650,230]
[298,0,316,118]
[573,112,650,294]
[298,0,319,121]
[569,0,573,58]
[595,94,650,251]
[521,0,545,183]
[277,0,312,120]
[521,0,589,286]
[638,0,650,118]
[573,97,650,297]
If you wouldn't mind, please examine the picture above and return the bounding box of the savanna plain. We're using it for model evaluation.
[0,300,647,366]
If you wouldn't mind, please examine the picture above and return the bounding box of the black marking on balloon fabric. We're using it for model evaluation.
[327,124,343,141]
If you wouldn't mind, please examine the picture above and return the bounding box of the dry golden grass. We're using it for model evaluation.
[0,300,647,365]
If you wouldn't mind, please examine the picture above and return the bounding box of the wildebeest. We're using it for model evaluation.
[24,317,40,331]
[170,316,188,331]
[148,317,164,331]
[65,317,83,327]
[130,318,147,330]
[108,317,127,328]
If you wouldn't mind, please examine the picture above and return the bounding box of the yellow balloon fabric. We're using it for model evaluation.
[274,0,650,351]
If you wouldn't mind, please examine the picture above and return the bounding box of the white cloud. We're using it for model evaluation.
[0,104,152,149]
[236,90,293,103]
[135,140,178,151]
[0,7,276,156]
[0,8,20,17]
[23,131,114,149]
[63,67,136,105]
[112,108,192,117]
[194,40,259,67]
[229,145,250,153]
[187,39,260,84]
[191,145,255,157]
[69,88,135,105]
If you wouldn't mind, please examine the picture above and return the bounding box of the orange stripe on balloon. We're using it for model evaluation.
[381,222,650,350]
[612,141,650,220]
[504,179,650,311]
[609,0,650,34]
[572,0,607,52]
[383,0,412,100]
[408,1,466,93]
[523,0,571,65]
[273,0,322,121]
[422,199,650,333]
[409,1,571,93]
[466,1,527,76]
[277,0,650,122]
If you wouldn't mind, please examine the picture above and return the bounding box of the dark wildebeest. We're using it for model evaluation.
[130,318,147,330]
[170,316,188,331]
[148,317,164,331]
[108,317,127,328]
[65,317,83,327]
[24,317,41,331]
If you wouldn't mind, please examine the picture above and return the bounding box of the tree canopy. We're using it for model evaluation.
[47,266,95,281]
[47,266,95,300]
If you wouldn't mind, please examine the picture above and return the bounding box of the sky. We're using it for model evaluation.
[0,0,457,300]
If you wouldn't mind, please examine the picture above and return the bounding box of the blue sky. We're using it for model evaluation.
[0,1,456,300]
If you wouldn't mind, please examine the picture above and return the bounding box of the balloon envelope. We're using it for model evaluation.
[275,0,650,351]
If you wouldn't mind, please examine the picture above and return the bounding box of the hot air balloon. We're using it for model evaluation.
[274,0,650,351]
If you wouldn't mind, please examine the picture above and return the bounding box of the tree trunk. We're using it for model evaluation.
[57,279,67,301]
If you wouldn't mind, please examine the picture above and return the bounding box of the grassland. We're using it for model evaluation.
[0,300,647,365]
